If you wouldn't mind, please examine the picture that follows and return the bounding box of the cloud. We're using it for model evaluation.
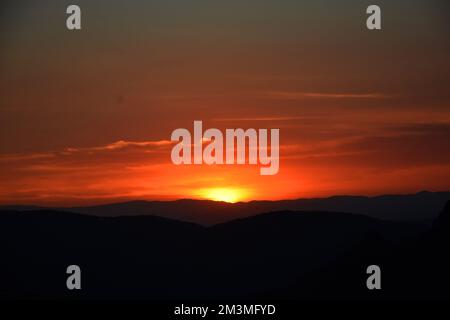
[0,153,55,162]
[212,116,316,122]
[306,122,450,168]
[64,139,173,153]
[266,91,391,100]
[390,123,450,135]
[0,138,178,205]
[0,139,174,169]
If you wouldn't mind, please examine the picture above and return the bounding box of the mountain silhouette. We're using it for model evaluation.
[433,200,450,235]
[1,191,448,225]
[279,200,450,300]
[1,202,442,300]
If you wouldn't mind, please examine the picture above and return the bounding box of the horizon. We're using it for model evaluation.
[2,189,449,208]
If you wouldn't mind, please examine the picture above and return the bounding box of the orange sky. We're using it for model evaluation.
[1,1,450,205]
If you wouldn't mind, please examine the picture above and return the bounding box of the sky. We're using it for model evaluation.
[1,0,450,205]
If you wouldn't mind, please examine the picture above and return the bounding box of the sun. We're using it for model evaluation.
[198,187,247,203]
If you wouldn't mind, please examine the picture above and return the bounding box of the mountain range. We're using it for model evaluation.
[1,199,449,299]
[1,191,450,299]
[1,191,449,225]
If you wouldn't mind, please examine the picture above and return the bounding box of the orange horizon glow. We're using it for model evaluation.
[1,129,450,207]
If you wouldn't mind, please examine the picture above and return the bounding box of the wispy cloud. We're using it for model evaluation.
[64,139,173,153]
[212,116,315,122]
[0,139,174,163]
[266,91,391,100]
[0,153,55,162]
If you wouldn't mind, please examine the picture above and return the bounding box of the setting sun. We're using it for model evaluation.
[198,188,248,203]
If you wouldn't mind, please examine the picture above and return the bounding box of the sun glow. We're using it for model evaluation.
[199,187,248,203]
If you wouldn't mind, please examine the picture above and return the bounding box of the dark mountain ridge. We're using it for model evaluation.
[0,205,440,299]
[1,190,449,225]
